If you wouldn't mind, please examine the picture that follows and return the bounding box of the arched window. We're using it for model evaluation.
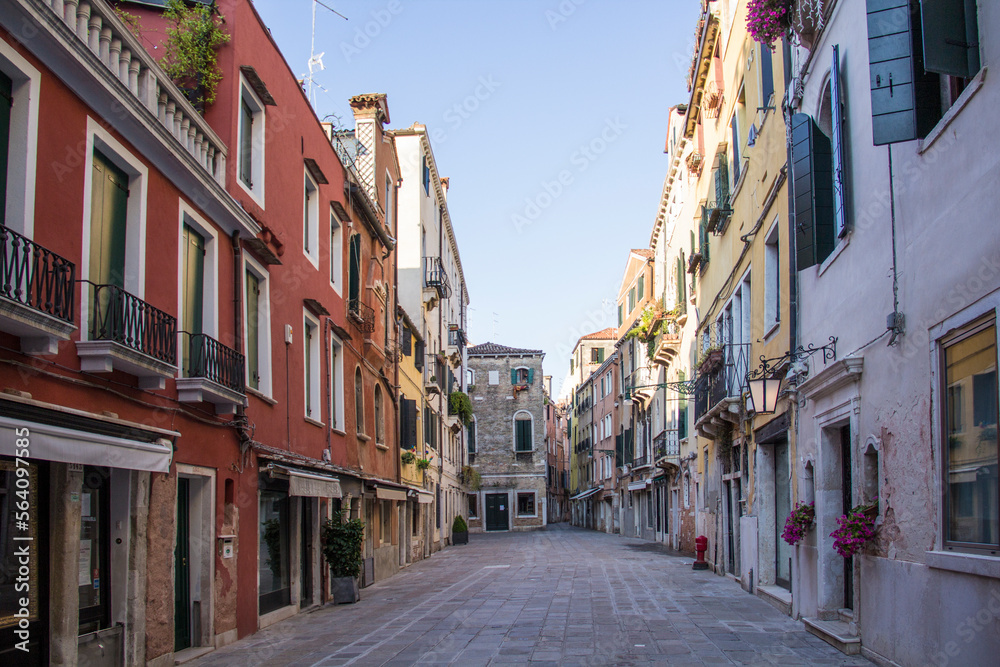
[374,385,384,444]
[354,368,364,435]
[513,411,533,452]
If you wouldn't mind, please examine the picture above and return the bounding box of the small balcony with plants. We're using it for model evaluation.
[76,282,177,389]
[693,324,751,438]
[0,224,77,354]
[654,429,681,469]
[176,332,246,414]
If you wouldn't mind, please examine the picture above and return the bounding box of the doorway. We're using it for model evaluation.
[774,440,791,589]
[840,425,853,610]
[485,493,509,531]
[174,478,191,652]
[300,498,313,608]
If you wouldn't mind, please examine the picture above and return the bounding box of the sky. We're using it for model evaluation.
[252,0,702,398]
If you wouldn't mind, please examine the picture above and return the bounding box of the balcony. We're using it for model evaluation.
[626,364,655,403]
[0,225,77,354]
[652,319,682,367]
[632,454,650,470]
[76,283,177,389]
[176,333,247,414]
[694,341,750,438]
[423,256,452,299]
[447,326,466,350]
[348,298,375,333]
[654,429,681,468]
[424,357,446,395]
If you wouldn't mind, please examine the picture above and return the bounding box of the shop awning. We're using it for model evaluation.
[570,487,600,501]
[271,465,342,498]
[0,416,173,472]
[627,480,650,491]
[375,486,408,502]
[410,489,434,504]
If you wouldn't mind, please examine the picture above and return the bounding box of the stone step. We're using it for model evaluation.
[802,617,861,655]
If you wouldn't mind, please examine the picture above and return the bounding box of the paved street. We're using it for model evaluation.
[192,525,870,666]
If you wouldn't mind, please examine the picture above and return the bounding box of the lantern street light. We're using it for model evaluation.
[745,337,838,415]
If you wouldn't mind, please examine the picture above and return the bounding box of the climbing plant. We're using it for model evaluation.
[160,0,230,109]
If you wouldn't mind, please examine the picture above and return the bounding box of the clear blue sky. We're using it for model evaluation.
[253,0,701,397]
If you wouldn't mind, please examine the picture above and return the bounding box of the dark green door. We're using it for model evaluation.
[181,224,205,377]
[174,478,191,652]
[485,493,508,532]
[90,152,128,335]
[245,270,260,390]
[0,70,12,226]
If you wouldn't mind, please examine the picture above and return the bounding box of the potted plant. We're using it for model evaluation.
[448,391,474,425]
[830,498,878,558]
[160,0,231,110]
[401,451,416,465]
[698,345,724,373]
[452,515,469,545]
[416,458,431,471]
[781,501,815,545]
[321,510,365,603]
[746,0,793,48]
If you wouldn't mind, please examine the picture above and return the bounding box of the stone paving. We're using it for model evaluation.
[191,524,872,666]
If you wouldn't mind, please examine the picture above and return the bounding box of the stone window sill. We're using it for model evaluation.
[926,550,1000,580]
[357,433,371,443]
[919,67,986,155]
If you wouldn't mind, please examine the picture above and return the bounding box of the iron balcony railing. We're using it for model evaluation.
[654,429,680,462]
[632,454,650,468]
[694,341,750,422]
[89,283,176,364]
[0,225,75,324]
[423,256,452,298]
[448,326,466,348]
[348,298,375,333]
[183,333,245,393]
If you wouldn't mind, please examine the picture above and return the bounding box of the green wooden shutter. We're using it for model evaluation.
[401,327,412,355]
[527,368,535,384]
[181,224,205,377]
[245,270,260,389]
[921,0,979,78]
[467,420,476,453]
[675,258,684,306]
[867,0,940,145]
[730,116,741,184]
[597,348,605,363]
[699,208,709,264]
[615,433,623,467]
[511,368,518,384]
[239,99,253,187]
[0,71,11,226]
[348,234,361,302]
[618,305,623,326]
[831,45,849,239]
[760,44,774,105]
[305,320,313,417]
[90,151,128,288]
[791,113,835,270]
[638,276,644,300]
[714,153,729,209]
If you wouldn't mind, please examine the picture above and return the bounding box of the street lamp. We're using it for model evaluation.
[745,337,838,415]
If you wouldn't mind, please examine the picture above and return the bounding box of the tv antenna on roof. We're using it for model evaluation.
[304,0,347,109]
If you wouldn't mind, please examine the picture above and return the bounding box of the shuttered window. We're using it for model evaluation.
[246,270,260,390]
[730,114,741,184]
[414,340,424,371]
[401,327,412,356]
[422,156,430,195]
[638,275,644,300]
[791,113,835,270]
[831,45,849,239]
[401,398,417,449]
[515,417,532,452]
[866,0,941,145]
[239,98,253,187]
[0,71,11,226]
[348,234,361,303]
[921,0,980,78]
[760,44,774,106]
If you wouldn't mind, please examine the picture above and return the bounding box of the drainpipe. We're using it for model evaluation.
[231,232,249,461]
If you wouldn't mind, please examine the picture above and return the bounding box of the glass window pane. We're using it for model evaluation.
[258,489,290,611]
[945,324,998,546]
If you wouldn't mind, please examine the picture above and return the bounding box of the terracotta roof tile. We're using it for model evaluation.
[580,327,617,341]
[468,342,544,356]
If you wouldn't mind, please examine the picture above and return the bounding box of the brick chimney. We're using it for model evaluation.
[348,93,390,199]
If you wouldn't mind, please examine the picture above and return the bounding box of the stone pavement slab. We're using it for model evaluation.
[190,525,871,666]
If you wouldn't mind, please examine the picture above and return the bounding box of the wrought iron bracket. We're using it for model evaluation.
[746,336,838,382]
[625,378,699,399]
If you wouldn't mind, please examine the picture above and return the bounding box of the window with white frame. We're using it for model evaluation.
[304,311,320,421]
[178,205,219,377]
[244,256,272,395]
[303,168,319,265]
[330,334,344,431]
[330,207,343,295]
[516,492,536,517]
[468,494,478,518]
[514,412,533,452]
[354,367,365,435]
[237,78,265,205]
[941,316,998,551]
[0,40,40,237]
[374,384,384,444]
[384,172,394,233]
[764,219,780,332]
[467,369,475,386]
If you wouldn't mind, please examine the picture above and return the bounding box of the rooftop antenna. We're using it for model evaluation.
[305,0,347,110]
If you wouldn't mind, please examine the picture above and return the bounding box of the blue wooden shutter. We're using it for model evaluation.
[730,115,741,184]
[791,114,835,270]
[760,44,774,105]
[867,0,940,145]
[921,0,979,78]
[831,45,849,239]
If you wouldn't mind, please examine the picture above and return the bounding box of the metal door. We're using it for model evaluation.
[485,493,508,531]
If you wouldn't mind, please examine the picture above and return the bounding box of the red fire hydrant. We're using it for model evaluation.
[693,535,709,570]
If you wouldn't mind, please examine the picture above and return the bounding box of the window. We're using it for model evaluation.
[514,412,533,452]
[354,368,365,435]
[468,494,478,518]
[0,40,40,236]
[385,172,395,233]
[374,385,384,444]
[512,367,532,385]
[424,407,438,450]
[380,500,391,545]
[422,156,430,195]
[467,416,477,453]
[303,169,318,264]
[237,79,265,205]
[942,317,998,550]
[179,207,219,379]
[488,370,499,385]
[759,43,775,108]
[638,275,644,300]
[348,233,362,311]
[591,348,600,363]
[730,86,745,185]
[628,287,636,312]
[304,312,320,420]
[330,334,344,431]
[764,219,780,331]
[244,257,271,395]
[329,208,343,294]
[400,397,417,449]
[618,305,623,327]
[258,477,290,614]
[466,369,475,385]
[866,0,981,145]
[517,492,535,517]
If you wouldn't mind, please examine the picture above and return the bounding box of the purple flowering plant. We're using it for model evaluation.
[781,501,815,545]
[746,0,793,48]
[830,498,878,558]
